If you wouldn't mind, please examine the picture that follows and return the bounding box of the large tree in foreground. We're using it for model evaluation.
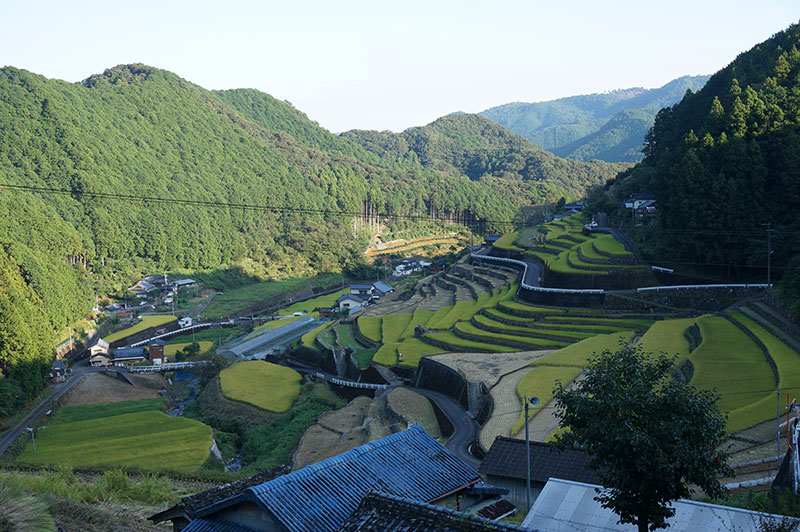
[553,345,731,532]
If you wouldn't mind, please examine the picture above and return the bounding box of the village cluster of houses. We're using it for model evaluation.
[128,275,197,297]
[624,192,657,217]
[88,337,168,367]
[335,281,395,314]
[148,426,785,532]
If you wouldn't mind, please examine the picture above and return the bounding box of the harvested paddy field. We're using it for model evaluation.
[429,350,551,388]
[61,373,160,406]
[387,388,441,438]
[219,360,301,413]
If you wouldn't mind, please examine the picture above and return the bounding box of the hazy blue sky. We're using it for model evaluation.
[1,1,798,132]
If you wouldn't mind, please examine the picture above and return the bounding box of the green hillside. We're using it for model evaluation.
[481,75,710,162]
[592,21,800,313]
[342,114,628,207]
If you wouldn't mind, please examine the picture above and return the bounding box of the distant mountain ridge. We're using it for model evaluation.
[480,75,710,162]
[341,114,629,208]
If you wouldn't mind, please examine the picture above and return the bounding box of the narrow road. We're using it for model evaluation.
[0,361,101,456]
[410,387,480,469]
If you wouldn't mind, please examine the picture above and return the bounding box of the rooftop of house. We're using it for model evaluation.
[338,293,364,303]
[90,338,110,349]
[181,517,261,532]
[350,283,374,290]
[337,492,531,532]
[51,360,66,369]
[522,478,798,532]
[111,347,146,360]
[372,281,393,294]
[150,466,288,526]
[478,437,600,486]
[194,426,480,532]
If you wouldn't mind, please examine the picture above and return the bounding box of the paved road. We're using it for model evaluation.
[0,360,100,456]
[410,387,481,469]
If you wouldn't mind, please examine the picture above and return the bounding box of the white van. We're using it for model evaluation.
[178,317,192,328]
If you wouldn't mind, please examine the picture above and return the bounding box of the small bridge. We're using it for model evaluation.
[313,372,388,390]
[128,361,209,374]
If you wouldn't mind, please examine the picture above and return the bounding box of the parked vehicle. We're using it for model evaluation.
[178,317,192,328]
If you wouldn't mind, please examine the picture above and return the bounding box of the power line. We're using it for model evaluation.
[0,183,517,226]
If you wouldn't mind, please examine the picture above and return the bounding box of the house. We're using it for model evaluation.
[173,278,197,289]
[336,491,529,532]
[129,280,156,295]
[349,283,374,298]
[318,307,335,318]
[430,259,446,273]
[179,426,482,532]
[623,193,656,209]
[522,478,799,531]
[111,347,147,366]
[371,281,393,297]
[89,338,111,367]
[49,360,67,383]
[337,294,364,313]
[148,339,166,364]
[150,466,288,531]
[635,199,657,216]
[478,436,599,510]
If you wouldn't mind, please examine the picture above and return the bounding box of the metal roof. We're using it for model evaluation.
[182,518,261,532]
[338,491,533,532]
[197,426,480,532]
[522,478,799,532]
[479,437,599,485]
[372,281,394,294]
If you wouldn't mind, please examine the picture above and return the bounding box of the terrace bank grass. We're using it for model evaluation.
[219,361,302,413]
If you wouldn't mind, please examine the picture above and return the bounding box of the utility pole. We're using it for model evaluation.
[524,395,540,512]
[767,224,773,286]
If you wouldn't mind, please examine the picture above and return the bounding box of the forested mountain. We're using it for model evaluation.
[341,114,628,208]
[481,75,710,162]
[593,22,800,312]
[0,65,625,401]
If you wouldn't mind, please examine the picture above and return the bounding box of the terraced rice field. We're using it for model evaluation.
[301,322,330,349]
[688,315,775,433]
[164,341,214,357]
[636,318,698,363]
[105,315,177,343]
[513,365,583,434]
[279,288,349,316]
[17,411,212,473]
[357,316,383,343]
[219,360,302,413]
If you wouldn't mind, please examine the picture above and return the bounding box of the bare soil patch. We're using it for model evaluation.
[429,350,551,388]
[60,373,160,406]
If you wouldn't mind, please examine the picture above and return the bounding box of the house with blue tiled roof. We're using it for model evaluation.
[182,426,482,532]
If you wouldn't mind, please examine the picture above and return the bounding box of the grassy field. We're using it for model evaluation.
[399,309,435,339]
[727,311,800,393]
[512,365,583,434]
[382,313,414,344]
[473,314,596,341]
[531,332,634,368]
[105,315,177,343]
[301,323,330,349]
[219,361,302,413]
[357,316,383,343]
[424,331,517,353]
[278,288,349,316]
[593,234,632,255]
[17,411,212,473]
[48,398,167,426]
[395,338,447,367]
[164,341,214,357]
[373,342,402,366]
[201,274,341,319]
[689,315,775,432]
[637,318,697,363]
[493,232,523,251]
[454,321,570,349]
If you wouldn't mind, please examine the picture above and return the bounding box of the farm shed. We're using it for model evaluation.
[479,436,599,511]
[183,426,481,532]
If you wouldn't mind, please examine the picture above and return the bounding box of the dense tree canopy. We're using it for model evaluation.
[554,346,730,532]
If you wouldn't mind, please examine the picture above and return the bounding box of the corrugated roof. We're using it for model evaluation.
[338,492,533,532]
[182,518,261,532]
[372,281,393,294]
[479,437,599,485]
[522,478,799,532]
[197,426,480,532]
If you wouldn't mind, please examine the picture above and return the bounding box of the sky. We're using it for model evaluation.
[1,1,798,132]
